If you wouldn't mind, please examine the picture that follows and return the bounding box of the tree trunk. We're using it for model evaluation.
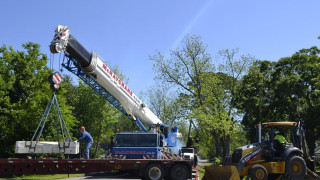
[212,130,222,158]
[305,127,315,156]
[221,133,230,163]
[225,134,230,155]
[187,120,192,139]
[93,118,103,158]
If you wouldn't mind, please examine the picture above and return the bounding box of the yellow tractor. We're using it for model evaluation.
[203,121,319,180]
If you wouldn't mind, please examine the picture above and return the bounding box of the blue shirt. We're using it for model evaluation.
[77,131,93,143]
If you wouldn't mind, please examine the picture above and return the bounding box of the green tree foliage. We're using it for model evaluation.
[215,49,254,155]
[65,65,133,158]
[238,46,320,155]
[192,72,231,158]
[0,43,76,157]
[140,83,190,145]
[67,81,119,158]
[140,83,182,125]
[150,35,214,151]
[150,35,250,159]
[150,35,213,103]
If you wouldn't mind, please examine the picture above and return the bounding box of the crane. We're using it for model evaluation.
[50,25,182,159]
[50,25,162,128]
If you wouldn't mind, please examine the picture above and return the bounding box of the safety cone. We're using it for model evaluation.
[195,167,199,180]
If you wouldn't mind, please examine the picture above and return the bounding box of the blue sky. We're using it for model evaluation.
[1,0,320,96]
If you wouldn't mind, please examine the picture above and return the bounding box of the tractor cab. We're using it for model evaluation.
[255,121,303,161]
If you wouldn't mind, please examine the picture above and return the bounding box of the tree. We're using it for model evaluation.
[192,72,230,158]
[140,83,191,145]
[236,60,276,139]
[0,43,76,157]
[238,47,320,155]
[150,34,213,136]
[216,48,255,154]
[150,35,249,159]
[140,83,181,125]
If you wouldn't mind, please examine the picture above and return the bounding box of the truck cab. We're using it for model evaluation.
[112,126,181,159]
[180,147,195,160]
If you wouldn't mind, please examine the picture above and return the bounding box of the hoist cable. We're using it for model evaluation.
[59,52,62,72]
[54,93,72,141]
[53,99,60,144]
[36,95,55,141]
[31,94,54,141]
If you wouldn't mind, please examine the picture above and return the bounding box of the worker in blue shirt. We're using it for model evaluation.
[77,126,93,159]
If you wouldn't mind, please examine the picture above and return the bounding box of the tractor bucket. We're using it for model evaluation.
[203,165,240,180]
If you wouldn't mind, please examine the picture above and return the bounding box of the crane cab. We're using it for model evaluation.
[112,125,182,159]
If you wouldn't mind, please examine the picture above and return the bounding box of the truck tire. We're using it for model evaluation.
[250,164,268,180]
[144,164,164,180]
[170,164,190,180]
[285,155,306,180]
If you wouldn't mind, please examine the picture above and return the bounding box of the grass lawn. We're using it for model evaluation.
[1,174,84,180]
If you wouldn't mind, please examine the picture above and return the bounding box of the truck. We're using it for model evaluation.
[0,25,196,180]
[180,147,195,161]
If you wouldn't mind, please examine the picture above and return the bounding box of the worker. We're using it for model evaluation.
[77,126,93,159]
[274,130,286,145]
[274,130,286,153]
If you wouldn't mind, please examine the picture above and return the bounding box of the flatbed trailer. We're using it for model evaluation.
[0,158,194,180]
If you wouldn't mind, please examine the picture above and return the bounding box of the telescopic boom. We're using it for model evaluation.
[50,25,163,127]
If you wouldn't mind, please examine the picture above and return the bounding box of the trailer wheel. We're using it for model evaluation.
[285,155,306,180]
[144,164,164,180]
[250,164,268,180]
[170,164,190,180]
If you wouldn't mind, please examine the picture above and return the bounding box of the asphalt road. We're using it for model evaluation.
[198,159,210,166]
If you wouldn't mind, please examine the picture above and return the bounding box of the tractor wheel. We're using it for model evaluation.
[285,155,306,180]
[144,164,164,180]
[250,164,268,180]
[170,164,190,180]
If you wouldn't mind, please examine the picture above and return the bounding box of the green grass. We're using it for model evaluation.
[1,174,84,180]
[197,165,205,178]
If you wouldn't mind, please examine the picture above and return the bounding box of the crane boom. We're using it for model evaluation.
[50,25,162,127]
